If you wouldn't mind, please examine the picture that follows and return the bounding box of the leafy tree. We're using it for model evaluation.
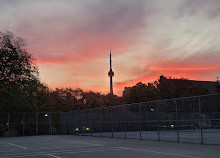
[45,88,82,112]
[156,76,208,99]
[80,91,104,109]
[123,82,160,104]
[103,94,123,107]
[33,82,53,111]
[0,31,39,112]
[0,31,38,86]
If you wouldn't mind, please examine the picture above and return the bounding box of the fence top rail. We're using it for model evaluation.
[1,93,219,114]
[0,112,61,114]
[67,93,220,113]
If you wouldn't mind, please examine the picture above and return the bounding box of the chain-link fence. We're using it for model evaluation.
[61,94,220,145]
[0,112,61,136]
[1,94,220,145]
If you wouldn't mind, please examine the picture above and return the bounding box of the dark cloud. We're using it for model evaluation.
[0,0,149,60]
[176,0,220,19]
[79,0,148,36]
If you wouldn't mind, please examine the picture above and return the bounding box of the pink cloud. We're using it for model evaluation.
[1,0,220,96]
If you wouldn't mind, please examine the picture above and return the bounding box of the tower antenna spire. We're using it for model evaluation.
[108,46,114,95]
[110,46,112,69]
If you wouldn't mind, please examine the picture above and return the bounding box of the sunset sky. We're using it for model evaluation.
[0,0,220,95]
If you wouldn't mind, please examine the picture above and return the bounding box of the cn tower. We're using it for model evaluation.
[108,47,114,95]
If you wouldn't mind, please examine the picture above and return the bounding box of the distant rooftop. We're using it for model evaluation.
[193,80,220,94]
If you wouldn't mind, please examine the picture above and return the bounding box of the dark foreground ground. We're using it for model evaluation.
[0,135,219,158]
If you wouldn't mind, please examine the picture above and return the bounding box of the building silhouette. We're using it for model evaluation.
[108,47,114,95]
[159,75,220,94]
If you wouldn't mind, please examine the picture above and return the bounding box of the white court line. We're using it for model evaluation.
[48,154,61,158]
[0,146,102,153]
[119,147,202,158]
[0,149,27,152]
[0,147,123,157]
[0,147,76,152]
[7,143,27,150]
[0,146,203,158]
[59,139,104,146]
[49,148,128,155]
[4,147,127,158]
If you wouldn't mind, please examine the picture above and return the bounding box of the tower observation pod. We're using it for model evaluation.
[108,47,114,95]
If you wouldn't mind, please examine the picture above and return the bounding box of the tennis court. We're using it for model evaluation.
[0,135,219,158]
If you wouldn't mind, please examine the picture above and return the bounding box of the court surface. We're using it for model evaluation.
[0,135,219,158]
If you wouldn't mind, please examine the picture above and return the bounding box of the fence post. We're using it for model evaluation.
[90,109,93,136]
[22,113,25,136]
[100,108,103,137]
[175,99,180,143]
[157,102,160,141]
[198,96,203,144]
[7,112,10,132]
[36,112,38,135]
[49,112,51,134]
[146,111,148,131]
[124,107,127,139]
[139,103,142,140]
[111,107,113,138]
[74,112,77,135]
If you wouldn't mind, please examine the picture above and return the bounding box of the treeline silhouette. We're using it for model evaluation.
[0,31,210,112]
